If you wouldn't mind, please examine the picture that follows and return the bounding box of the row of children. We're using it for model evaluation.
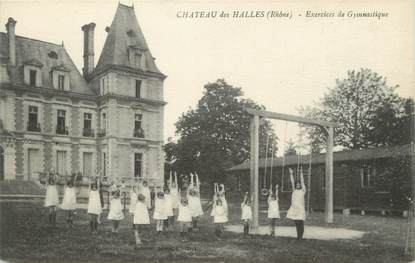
[42,167,306,248]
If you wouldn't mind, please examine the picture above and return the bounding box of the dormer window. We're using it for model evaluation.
[134,53,142,68]
[58,75,65,91]
[51,65,70,91]
[23,59,43,87]
[135,79,142,98]
[29,70,37,86]
[128,45,146,70]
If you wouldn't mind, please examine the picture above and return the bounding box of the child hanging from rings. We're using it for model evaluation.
[241,192,252,237]
[286,168,306,240]
[133,193,150,248]
[43,169,59,227]
[268,184,280,236]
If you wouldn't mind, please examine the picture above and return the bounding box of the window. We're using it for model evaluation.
[28,106,40,132]
[98,112,107,137]
[134,53,142,68]
[29,70,37,86]
[101,77,105,96]
[58,75,65,91]
[56,110,67,135]
[134,114,142,130]
[135,80,142,98]
[361,166,375,188]
[56,150,67,176]
[83,152,93,177]
[133,113,144,138]
[134,153,142,178]
[83,113,93,137]
[84,113,92,129]
[102,153,107,177]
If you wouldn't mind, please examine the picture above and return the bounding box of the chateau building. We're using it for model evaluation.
[0,4,166,185]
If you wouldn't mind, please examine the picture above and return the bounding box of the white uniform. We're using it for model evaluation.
[153,197,167,220]
[268,199,280,219]
[170,187,179,209]
[139,187,152,209]
[61,186,76,210]
[177,204,192,223]
[213,205,228,223]
[164,193,174,217]
[188,194,203,217]
[286,189,306,221]
[107,197,124,220]
[44,185,59,207]
[133,201,150,225]
[241,204,252,221]
[129,190,137,213]
[87,190,102,215]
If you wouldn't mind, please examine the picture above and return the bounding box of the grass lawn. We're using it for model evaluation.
[0,200,412,263]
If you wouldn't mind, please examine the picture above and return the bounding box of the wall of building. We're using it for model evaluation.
[228,156,412,212]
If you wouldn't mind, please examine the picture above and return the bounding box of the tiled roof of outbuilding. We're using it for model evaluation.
[227,144,413,172]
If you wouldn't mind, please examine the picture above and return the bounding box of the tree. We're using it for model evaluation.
[299,69,412,151]
[165,79,277,184]
[284,139,297,156]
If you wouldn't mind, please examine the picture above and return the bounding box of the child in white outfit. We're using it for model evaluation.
[133,193,150,248]
[153,191,167,233]
[241,192,252,237]
[268,184,280,236]
[107,189,124,233]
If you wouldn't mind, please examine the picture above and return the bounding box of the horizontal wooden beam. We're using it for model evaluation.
[245,108,335,127]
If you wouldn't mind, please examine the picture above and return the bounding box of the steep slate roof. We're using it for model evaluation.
[95,3,162,75]
[227,144,413,172]
[0,32,95,96]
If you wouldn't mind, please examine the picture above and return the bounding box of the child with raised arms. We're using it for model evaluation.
[187,173,203,231]
[87,174,102,233]
[268,184,280,236]
[286,168,306,240]
[133,193,150,248]
[177,195,192,240]
[241,192,252,237]
[43,170,59,227]
[60,174,80,228]
[107,188,124,233]
[153,189,167,234]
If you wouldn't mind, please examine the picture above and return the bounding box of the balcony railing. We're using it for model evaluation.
[133,128,145,138]
[82,128,95,137]
[27,122,41,132]
[97,129,106,137]
[56,126,69,135]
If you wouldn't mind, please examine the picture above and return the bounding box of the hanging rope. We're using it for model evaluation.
[307,150,312,215]
[269,121,276,190]
[261,134,270,195]
[281,121,288,192]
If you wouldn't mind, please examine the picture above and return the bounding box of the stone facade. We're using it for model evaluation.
[0,4,166,186]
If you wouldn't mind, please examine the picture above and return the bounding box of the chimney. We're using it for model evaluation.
[5,17,17,67]
[81,22,96,78]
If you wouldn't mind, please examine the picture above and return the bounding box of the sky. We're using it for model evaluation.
[0,0,413,155]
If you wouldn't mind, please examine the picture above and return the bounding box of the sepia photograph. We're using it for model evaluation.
[0,0,413,262]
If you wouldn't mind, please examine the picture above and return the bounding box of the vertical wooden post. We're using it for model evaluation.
[249,114,260,231]
[325,126,334,223]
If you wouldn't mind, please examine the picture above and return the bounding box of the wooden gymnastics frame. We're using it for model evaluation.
[246,108,335,231]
